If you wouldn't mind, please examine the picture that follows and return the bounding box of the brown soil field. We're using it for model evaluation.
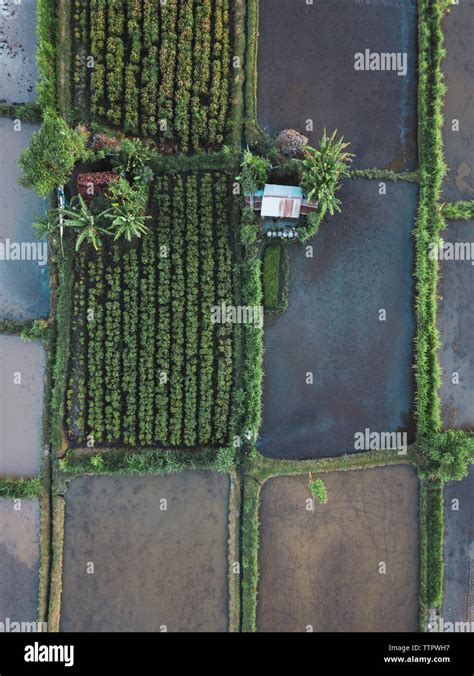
[60,473,230,632]
[0,498,40,623]
[257,466,420,632]
[441,1,474,202]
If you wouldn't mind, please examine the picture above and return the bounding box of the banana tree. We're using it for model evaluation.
[301,129,354,216]
[105,206,151,242]
[60,195,111,251]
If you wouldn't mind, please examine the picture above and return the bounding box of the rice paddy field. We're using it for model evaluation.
[60,473,230,632]
[257,467,420,632]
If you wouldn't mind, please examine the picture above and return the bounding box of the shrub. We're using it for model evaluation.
[19,114,87,196]
[309,478,329,505]
[240,207,259,246]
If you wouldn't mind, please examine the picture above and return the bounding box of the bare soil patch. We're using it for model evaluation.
[60,473,230,632]
[257,467,420,632]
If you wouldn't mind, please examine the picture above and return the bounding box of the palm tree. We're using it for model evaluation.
[60,195,111,251]
[105,206,151,242]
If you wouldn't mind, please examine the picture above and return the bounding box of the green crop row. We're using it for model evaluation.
[65,173,236,448]
[72,0,232,152]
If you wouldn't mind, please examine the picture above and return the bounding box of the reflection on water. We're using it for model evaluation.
[0,119,50,320]
[0,335,45,477]
[0,498,40,623]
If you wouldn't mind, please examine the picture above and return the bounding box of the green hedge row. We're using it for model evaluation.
[59,447,236,476]
[441,200,474,221]
[37,0,58,111]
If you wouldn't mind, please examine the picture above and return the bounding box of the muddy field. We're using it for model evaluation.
[443,466,474,626]
[60,473,230,632]
[441,1,474,202]
[257,466,420,632]
[0,119,50,320]
[0,0,38,103]
[258,180,416,459]
[257,0,417,170]
[437,220,474,430]
[0,498,40,623]
[0,336,45,477]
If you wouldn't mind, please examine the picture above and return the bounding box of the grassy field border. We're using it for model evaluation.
[228,469,242,632]
[440,200,474,221]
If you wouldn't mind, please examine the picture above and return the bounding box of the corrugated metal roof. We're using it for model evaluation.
[263,184,303,198]
[261,184,303,218]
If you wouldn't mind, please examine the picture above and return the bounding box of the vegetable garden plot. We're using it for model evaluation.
[70,0,232,152]
[65,172,236,448]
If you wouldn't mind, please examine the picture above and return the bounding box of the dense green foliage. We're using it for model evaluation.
[262,243,280,310]
[0,478,41,499]
[422,431,473,481]
[19,114,87,196]
[239,255,264,440]
[309,478,329,505]
[240,206,260,246]
[420,480,444,611]
[238,147,269,198]
[71,0,233,152]
[0,102,42,121]
[65,173,236,448]
[37,0,58,110]
[300,130,354,215]
[262,242,288,313]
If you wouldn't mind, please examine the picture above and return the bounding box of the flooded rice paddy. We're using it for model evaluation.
[258,180,416,459]
[0,335,45,477]
[0,0,38,104]
[437,220,474,431]
[257,0,418,170]
[0,118,49,320]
